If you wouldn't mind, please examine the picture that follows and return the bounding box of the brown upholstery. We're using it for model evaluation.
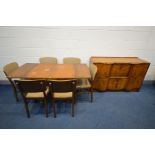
[39,57,57,64]
[3,62,19,102]
[63,57,81,64]
[48,80,77,117]
[15,80,49,118]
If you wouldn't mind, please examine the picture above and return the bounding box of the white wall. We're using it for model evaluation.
[0,26,155,80]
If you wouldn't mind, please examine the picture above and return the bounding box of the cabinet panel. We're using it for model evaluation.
[126,76,144,91]
[129,64,149,77]
[108,78,128,90]
[95,63,111,78]
[92,78,108,91]
[110,64,131,77]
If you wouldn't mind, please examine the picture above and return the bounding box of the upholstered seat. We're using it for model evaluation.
[26,88,49,98]
[53,92,73,98]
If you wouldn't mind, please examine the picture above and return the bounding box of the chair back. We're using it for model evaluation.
[39,57,57,64]
[63,57,81,64]
[90,64,97,80]
[3,62,19,76]
[15,80,47,93]
[48,80,77,93]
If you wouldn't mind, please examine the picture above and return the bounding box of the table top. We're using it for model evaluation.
[9,63,91,79]
[90,56,150,64]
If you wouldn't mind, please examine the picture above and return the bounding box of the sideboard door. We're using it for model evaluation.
[126,64,150,91]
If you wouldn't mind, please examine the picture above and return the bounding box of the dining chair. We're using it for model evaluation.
[76,64,97,102]
[48,80,77,117]
[15,80,49,118]
[63,57,81,64]
[39,57,58,64]
[3,62,19,102]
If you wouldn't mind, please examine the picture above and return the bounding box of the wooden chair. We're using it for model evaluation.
[39,57,57,64]
[3,62,19,102]
[15,80,49,118]
[76,64,97,102]
[48,80,77,117]
[63,57,81,64]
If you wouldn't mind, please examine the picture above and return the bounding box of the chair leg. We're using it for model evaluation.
[74,90,77,104]
[44,99,48,118]
[12,85,19,102]
[24,99,30,118]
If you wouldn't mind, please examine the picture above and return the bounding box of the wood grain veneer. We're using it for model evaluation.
[9,63,91,79]
[90,57,150,91]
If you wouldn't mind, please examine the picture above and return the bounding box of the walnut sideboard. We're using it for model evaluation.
[90,57,150,91]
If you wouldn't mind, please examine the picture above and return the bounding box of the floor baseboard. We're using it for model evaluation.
[0,80,10,85]
[143,80,155,85]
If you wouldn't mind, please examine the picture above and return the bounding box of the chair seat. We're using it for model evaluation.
[26,88,49,98]
[53,92,73,98]
[76,79,91,89]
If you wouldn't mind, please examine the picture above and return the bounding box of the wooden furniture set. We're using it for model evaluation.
[3,56,150,118]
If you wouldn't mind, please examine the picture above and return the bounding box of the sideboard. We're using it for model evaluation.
[90,57,150,91]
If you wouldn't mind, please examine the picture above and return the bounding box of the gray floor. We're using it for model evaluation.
[0,83,155,129]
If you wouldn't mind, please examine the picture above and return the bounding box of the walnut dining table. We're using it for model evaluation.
[9,63,91,79]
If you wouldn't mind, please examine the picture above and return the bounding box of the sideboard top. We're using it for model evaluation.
[90,56,150,64]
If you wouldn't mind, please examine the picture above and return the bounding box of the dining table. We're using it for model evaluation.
[8,63,91,79]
